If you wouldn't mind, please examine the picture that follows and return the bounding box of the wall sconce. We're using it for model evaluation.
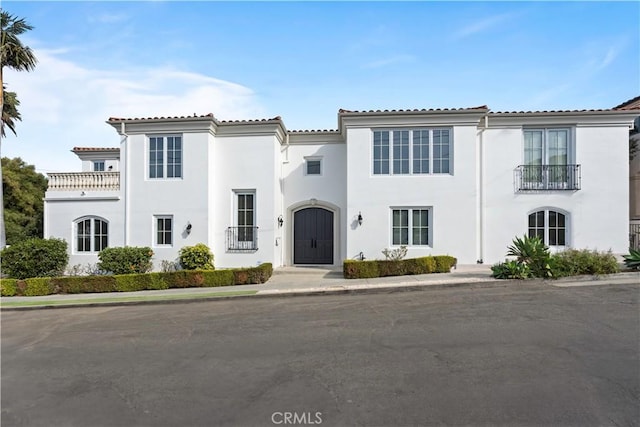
[357,212,363,226]
[277,215,284,228]
[185,222,192,234]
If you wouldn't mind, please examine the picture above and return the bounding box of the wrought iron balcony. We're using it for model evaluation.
[226,226,259,251]
[515,165,581,191]
[47,172,120,191]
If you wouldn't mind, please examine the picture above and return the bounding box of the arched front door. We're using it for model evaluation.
[294,208,334,264]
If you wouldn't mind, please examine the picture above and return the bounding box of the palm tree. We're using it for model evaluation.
[2,86,21,137]
[1,11,38,248]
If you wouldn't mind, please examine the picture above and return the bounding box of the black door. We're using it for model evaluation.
[294,208,333,264]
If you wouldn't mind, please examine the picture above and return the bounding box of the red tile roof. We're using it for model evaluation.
[613,96,640,110]
[107,113,215,122]
[338,106,489,114]
[72,147,120,152]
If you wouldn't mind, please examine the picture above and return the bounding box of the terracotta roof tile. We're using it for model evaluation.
[289,129,339,133]
[613,96,640,110]
[339,106,489,114]
[489,108,624,114]
[107,113,215,122]
[72,147,120,152]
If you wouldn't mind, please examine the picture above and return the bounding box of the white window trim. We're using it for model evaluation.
[522,127,574,165]
[232,190,257,250]
[74,216,109,254]
[373,128,453,176]
[93,160,105,172]
[390,207,433,247]
[304,156,323,176]
[527,208,570,249]
[147,134,183,180]
[154,215,174,247]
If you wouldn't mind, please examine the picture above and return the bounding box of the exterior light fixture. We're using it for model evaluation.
[357,212,363,226]
[186,222,192,234]
[277,215,284,227]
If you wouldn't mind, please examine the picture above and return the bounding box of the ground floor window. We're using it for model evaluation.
[391,208,431,246]
[528,209,567,246]
[155,215,173,246]
[76,217,108,252]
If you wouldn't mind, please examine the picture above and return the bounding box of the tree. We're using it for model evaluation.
[2,86,20,137]
[0,11,38,248]
[1,157,47,244]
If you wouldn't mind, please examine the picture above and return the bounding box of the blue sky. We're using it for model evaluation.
[2,1,639,173]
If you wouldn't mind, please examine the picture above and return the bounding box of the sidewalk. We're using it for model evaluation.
[1,265,638,310]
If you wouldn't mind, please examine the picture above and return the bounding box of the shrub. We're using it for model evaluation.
[203,270,235,287]
[623,248,640,270]
[51,276,117,294]
[506,235,551,278]
[0,238,68,279]
[550,249,619,277]
[114,273,166,292]
[491,260,530,279]
[98,247,154,275]
[404,257,437,275]
[1,279,18,296]
[381,246,408,261]
[233,263,273,285]
[433,256,457,273]
[179,243,214,270]
[343,260,379,279]
[24,278,54,296]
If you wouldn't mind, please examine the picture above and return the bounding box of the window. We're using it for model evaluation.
[155,216,173,246]
[522,128,575,189]
[528,209,567,246]
[392,208,431,246]
[76,217,108,252]
[374,129,451,175]
[149,135,182,179]
[305,157,322,176]
[227,191,258,251]
[93,161,105,172]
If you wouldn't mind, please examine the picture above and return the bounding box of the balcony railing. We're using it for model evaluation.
[515,165,581,191]
[47,172,120,191]
[226,226,259,251]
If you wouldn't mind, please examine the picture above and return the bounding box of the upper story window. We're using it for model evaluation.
[149,135,182,179]
[93,161,105,172]
[519,128,580,191]
[76,217,108,253]
[305,157,322,176]
[373,129,452,175]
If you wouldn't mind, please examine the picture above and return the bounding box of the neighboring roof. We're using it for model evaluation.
[72,147,120,152]
[338,106,489,115]
[489,108,635,115]
[613,96,640,110]
[107,113,216,122]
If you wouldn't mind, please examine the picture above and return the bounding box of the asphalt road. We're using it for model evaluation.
[2,283,639,427]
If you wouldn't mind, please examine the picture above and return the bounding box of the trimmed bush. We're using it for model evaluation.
[1,279,18,296]
[24,278,54,296]
[203,270,235,287]
[51,276,117,294]
[179,243,214,270]
[0,238,68,279]
[98,247,154,275]
[344,256,451,279]
[115,273,167,292]
[233,263,273,285]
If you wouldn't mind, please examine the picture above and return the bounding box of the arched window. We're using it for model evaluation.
[528,210,567,246]
[75,217,108,252]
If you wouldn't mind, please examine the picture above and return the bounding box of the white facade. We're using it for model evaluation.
[44,106,638,270]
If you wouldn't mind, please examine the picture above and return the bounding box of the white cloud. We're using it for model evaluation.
[1,48,266,174]
[453,12,518,40]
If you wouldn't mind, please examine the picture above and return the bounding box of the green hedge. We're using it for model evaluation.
[0,238,69,279]
[1,263,273,297]
[344,256,456,279]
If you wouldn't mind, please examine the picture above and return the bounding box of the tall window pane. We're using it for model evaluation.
[149,137,164,178]
[373,131,390,175]
[167,136,182,178]
[238,193,255,242]
[392,130,409,174]
[392,209,409,245]
[412,130,430,174]
[94,219,108,251]
[412,209,429,245]
[157,217,172,245]
[433,129,450,174]
[77,219,91,252]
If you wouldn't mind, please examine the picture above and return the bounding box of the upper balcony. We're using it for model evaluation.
[47,172,120,191]
[515,165,581,192]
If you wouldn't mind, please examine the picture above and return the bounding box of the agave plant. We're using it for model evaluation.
[506,235,552,278]
[622,248,640,270]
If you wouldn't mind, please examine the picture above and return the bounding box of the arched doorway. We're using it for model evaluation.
[293,208,334,264]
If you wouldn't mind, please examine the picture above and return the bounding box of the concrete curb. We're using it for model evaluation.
[1,272,637,312]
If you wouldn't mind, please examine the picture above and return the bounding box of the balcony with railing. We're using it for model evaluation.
[226,226,259,252]
[47,172,120,191]
[515,165,581,191]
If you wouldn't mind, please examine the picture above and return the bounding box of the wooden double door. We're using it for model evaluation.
[293,208,333,264]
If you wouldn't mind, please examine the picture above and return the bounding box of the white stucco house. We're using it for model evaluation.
[43,105,638,270]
